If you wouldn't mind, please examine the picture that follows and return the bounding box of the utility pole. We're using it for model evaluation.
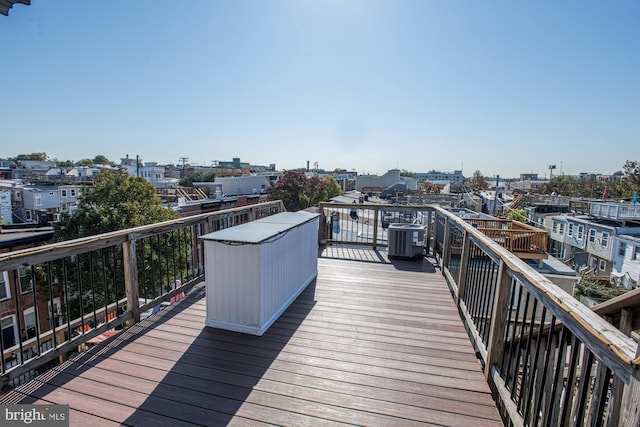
[179,157,189,177]
[136,155,140,177]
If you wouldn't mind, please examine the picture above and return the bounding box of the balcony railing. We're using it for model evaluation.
[432,205,640,427]
[590,202,640,222]
[462,218,548,260]
[319,202,640,426]
[2,201,640,426]
[0,201,285,390]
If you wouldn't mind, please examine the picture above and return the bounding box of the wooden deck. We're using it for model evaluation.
[1,248,502,426]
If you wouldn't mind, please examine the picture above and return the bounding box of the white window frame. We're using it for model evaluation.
[601,232,610,248]
[577,225,584,240]
[588,229,597,244]
[552,222,558,233]
[35,194,42,206]
[61,189,67,198]
[558,223,565,235]
[598,259,606,271]
[634,246,640,261]
[49,297,62,327]
[619,242,627,257]
[568,223,574,237]
[18,266,33,294]
[70,189,76,197]
[24,307,36,339]
[0,271,10,301]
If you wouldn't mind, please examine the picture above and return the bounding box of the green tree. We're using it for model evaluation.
[93,154,115,166]
[75,158,94,166]
[623,160,640,189]
[52,169,185,323]
[400,169,416,178]
[179,170,216,187]
[54,169,178,240]
[56,159,75,168]
[322,175,343,199]
[12,152,48,161]
[468,170,489,190]
[267,170,332,211]
[506,208,527,222]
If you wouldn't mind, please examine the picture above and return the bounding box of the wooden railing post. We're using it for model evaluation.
[456,231,471,304]
[123,238,140,324]
[442,216,451,269]
[425,208,433,256]
[606,309,632,426]
[485,260,512,381]
[620,309,640,427]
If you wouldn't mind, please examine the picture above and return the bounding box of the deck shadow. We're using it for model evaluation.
[0,287,204,405]
[120,281,318,425]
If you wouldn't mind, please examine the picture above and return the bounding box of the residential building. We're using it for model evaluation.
[1,230,55,370]
[356,169,417,193]
[545,201,640,278]
[0,189,12,225]
[612,234,640,288]
[0,160,14,180]
[214,175,271,196]
[416,170,464,185]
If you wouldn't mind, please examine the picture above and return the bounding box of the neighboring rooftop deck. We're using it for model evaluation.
[1,249,501,426]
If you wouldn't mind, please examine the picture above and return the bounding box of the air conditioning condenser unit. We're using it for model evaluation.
[387,223,425,259]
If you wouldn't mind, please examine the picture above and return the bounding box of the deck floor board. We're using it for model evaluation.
[2,249,502,426]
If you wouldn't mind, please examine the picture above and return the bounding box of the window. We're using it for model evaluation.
[634,246,640,261]
[0,271,9,300]
[35,194,42,206]
[601,232,610,248]
[577,225,584,240]
[61,189,67,197]
[24,307,36,339]
[19,266,33,294]
[552,222,558,233]
[558,223,565,235]
[1,315,17,350]
[49,298,62,327]
[568,224,574,237]
[599,259,606,271]
[619,242,627,257]
[70,189,76,197]
[48,192,55,197]
[588,229,597,243]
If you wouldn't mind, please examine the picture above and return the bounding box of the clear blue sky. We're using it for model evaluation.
[1,1,638,178]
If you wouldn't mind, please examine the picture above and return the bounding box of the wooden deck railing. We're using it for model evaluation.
[432,206,640,427]
[319,202,640,426]
[463,217,548,260]
[0,201,285,390]
[3,200,640,425]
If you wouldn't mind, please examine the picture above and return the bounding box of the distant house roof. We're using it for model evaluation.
[0,0,29,16]
[0,229,53,250]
